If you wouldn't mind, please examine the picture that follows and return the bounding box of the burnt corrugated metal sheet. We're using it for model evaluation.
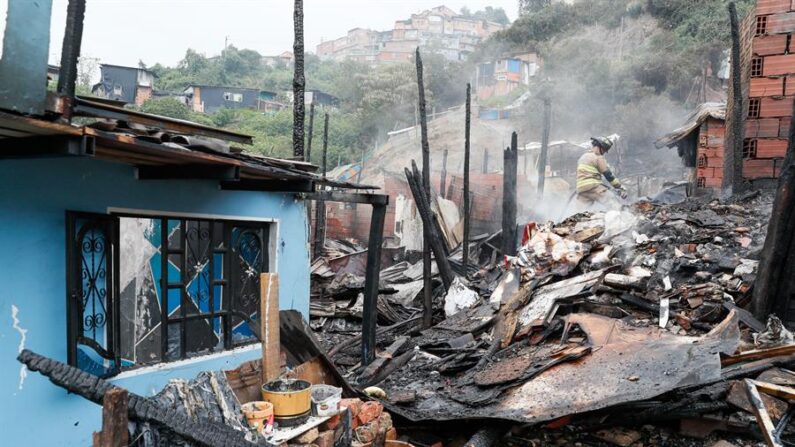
[754,35,788,56]
[758,0,792,15]
[768,12,795,34]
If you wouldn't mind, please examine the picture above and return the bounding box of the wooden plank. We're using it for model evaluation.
[261,273,281,384]
[722,345,795,366]
[100,388,129,447]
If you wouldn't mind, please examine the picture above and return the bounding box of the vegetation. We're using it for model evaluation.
[144,46,468,165]
[476,0,754,151]
[115,1,755,165]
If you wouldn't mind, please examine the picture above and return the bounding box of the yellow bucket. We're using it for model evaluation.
[261,379,312,427]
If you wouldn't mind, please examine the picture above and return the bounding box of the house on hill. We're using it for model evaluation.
[183,85,278,114]
[91,64,156,106]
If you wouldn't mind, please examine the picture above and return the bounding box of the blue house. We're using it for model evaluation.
[0,2,366,445]
[184,84,279,114]
[0,2,389,444]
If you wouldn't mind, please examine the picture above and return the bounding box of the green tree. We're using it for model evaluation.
[140,97,191,120]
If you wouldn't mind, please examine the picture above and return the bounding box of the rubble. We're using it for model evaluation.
[309,190,795,446]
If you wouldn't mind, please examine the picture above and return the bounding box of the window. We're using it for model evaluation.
[224,92,244,102]
[66,212,271,376]
[697,154,707,168]
[113,84,123,96]
[697,177,706,188]
[751,57,764,77]
[748,98,761,118]
[756,16,768,36]
[743,139,758,158]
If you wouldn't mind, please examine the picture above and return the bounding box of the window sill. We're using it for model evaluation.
[110,342,261,381]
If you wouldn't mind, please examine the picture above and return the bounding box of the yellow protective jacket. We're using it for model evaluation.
[576,151,621,193]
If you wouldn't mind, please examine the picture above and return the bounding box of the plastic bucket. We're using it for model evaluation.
[241,401,273,434]
[261,379,312,427]
[310,384,342,417]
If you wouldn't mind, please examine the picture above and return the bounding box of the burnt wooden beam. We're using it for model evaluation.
[292,0,305,159]
[17,350,258,447]
[57,0,86,120]
[136,164,240,180]
[313,114,330,260]
[725,2,744,196]
[502,133,519,257]
[362,203,387,366]
[406,161,455,290]
[463,83,472,273]
[94,388,129,447]
[305,102,315,163]
[0,134,95,158]
[416,48,434,329]
[303,191,388,206]
[221,178,313,192]
[74,99,253,145]
[537,98,551,197]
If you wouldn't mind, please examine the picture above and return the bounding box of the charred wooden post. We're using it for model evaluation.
[537,97,552,197]
[405,162,455,291]
[362,202,387,366]
[94,388,129,447]
[17,350,259,447]
[463,83,472,272]
[440,148,449,195]
[483,148,489,173]
[57,0,87,121]
[753,99,795,321]
[313,114,329,260]
[416,48,433,329]
[725,1,744,196]
[502,133,519,257]
[306,102,315,163]
[292,0,305,159]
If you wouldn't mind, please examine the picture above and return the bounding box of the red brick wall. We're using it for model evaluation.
[723,2,795,187]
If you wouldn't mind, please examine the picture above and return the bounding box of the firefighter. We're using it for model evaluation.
[575,136,627,210]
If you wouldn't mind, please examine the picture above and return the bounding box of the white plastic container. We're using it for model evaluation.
[310,384,342,417]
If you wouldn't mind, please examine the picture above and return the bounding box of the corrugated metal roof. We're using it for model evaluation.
[655,102,726,149]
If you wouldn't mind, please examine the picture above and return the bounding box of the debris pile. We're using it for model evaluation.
[314,191,795,446]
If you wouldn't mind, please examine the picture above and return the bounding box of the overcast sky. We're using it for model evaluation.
[48,0,519,68]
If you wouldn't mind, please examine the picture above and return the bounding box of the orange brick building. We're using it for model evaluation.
[659,1,795,192]
[726,0,794,185]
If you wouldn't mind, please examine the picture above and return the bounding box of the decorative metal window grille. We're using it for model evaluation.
[751,58,764,77]
[756,16,768,36]
[748,98,761,118]
[67,212,270,376]
[743,139,758,159]
[697,154,707,168]
[697,177,706,188]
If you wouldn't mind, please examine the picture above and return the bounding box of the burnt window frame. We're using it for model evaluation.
[66,211,273,377]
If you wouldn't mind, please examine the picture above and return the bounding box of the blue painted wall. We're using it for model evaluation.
[0,157,310,446]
